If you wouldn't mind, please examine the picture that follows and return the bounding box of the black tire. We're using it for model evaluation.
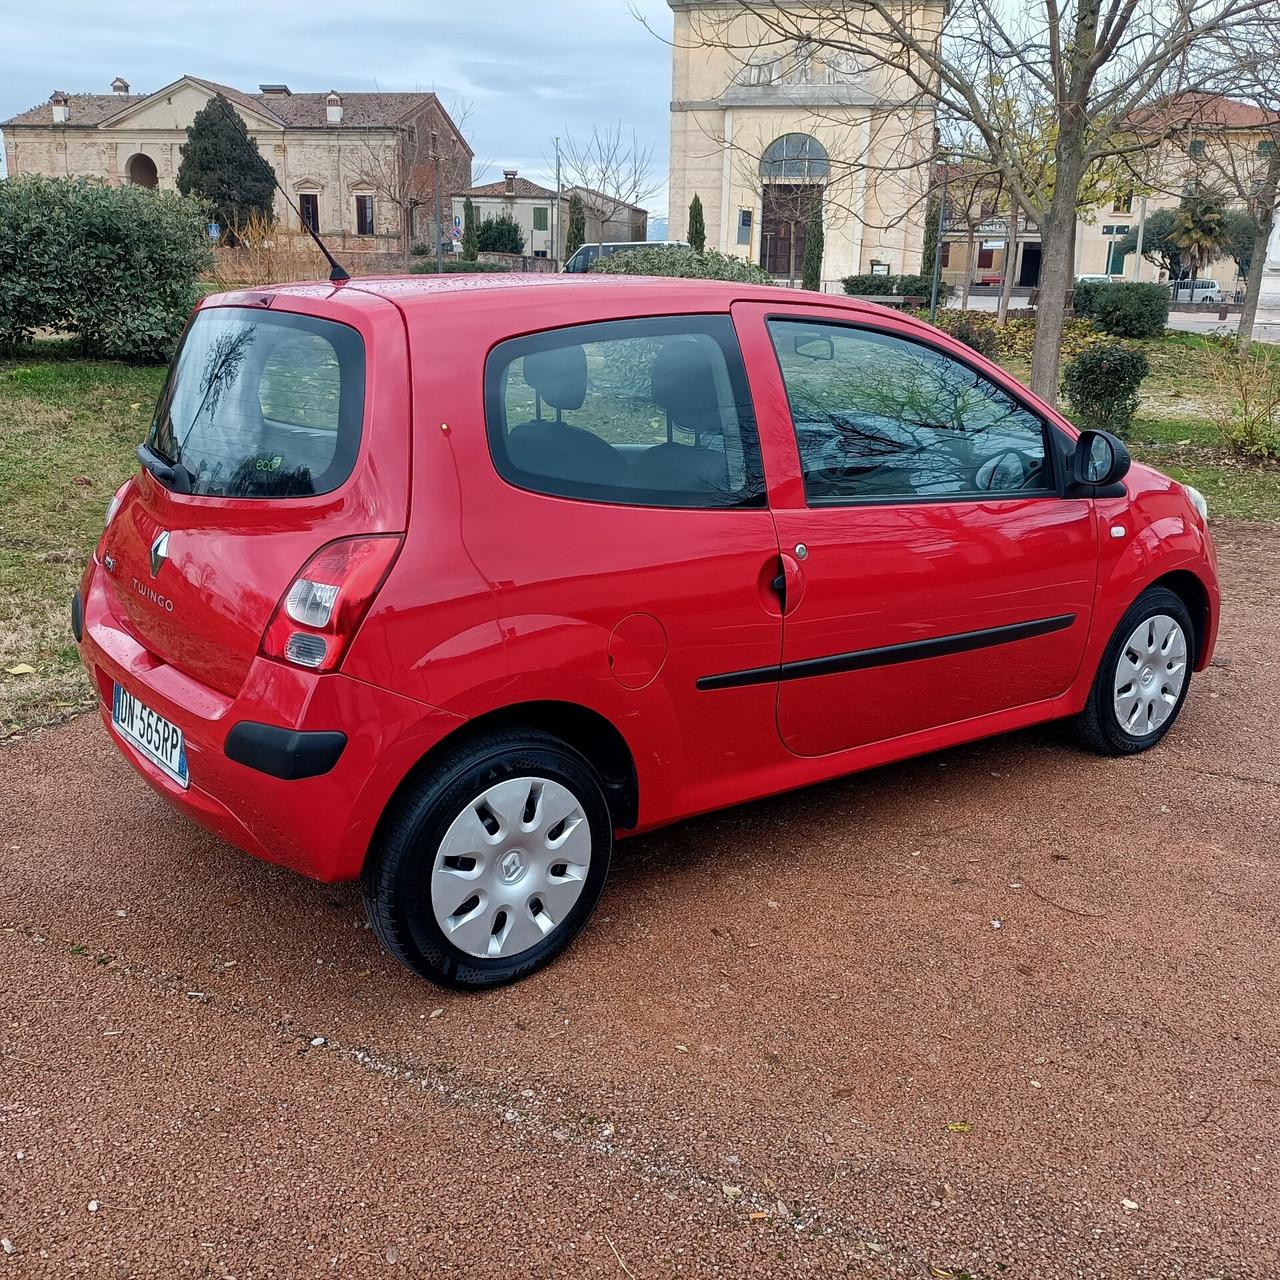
[362,728,613,990]
[1073,586,1195,756]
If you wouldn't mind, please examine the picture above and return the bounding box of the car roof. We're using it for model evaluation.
[206,272,911,326]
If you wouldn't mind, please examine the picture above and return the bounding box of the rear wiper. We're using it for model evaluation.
[137,442,195,494]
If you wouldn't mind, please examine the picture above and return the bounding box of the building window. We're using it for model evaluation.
[533,207,549,232]
[533,249,548,258]
[1106,240,1129,276]
[939,242,951,267]
[1112,191,1133,213]
[299,193,319,234]
[1260,140,1277,156]
[759,133,831,182]
[977,246,994,269]
[355,195,375,236]
[737,208,752,246]
[1188,140,1205,159]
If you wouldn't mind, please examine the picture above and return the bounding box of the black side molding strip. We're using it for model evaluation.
[224,722,348,781]
[697,613,1077,692]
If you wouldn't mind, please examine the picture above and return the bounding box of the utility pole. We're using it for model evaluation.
[928,155,950,322]
[553,135,562,267]
[1132,196,1147,282]
[432,129,443,275]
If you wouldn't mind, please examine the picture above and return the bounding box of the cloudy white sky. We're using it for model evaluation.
[0,0,676,214]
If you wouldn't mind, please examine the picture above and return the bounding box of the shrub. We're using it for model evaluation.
[408,259,510,274]
[1205,342,1280,460]
[801,203,824,291]
[843,272,935,298]
[1062,344,1150,435]
[0,175,212,360]
[591,246,775,283]
[920,309,999,359]
[1091,281,1169,339]
[1072,278,1107,319]
[476,212,525,255]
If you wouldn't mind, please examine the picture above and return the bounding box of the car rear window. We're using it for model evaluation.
[147,308,364,498]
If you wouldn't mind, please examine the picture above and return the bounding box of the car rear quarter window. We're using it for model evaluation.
[147,308,364,498]
[485,315,765,509]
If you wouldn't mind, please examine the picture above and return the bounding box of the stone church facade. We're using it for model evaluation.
[1,76,472,257]
[667,0,937,287]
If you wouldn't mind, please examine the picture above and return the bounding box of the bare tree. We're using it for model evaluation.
[558,122,661,241]
[665,0,1269,403]
[351,99,474,269]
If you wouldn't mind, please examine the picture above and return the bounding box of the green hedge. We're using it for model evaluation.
[1062,344,1150,435]
[1072,278,1107,319]
[1091,282,1169,339]
[842,272,935,298]
[0,176,212,360]
[591,246,775,283]
[407,259,511,274]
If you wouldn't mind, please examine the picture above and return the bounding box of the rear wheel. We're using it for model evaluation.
[1073,586,1194,756]
[362,729,613,989]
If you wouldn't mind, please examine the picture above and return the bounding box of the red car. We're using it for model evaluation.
[75,275,1219,988]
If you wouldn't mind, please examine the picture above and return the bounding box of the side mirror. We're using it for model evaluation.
[793,334,834,361]
[1072,429,1131,488]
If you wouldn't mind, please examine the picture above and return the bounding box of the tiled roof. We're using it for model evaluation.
[3,77,471,149]
[2,93,146,126]
[460,176,558,199]
[1126,91,1279,132]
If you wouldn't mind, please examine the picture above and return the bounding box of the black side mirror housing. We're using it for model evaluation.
[1071,430,1131,489]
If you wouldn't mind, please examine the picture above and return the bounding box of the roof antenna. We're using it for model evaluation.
[209,94,349,283]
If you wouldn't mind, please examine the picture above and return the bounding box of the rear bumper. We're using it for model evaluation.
[74,564,464,882]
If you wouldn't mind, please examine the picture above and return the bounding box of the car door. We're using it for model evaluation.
[732,301,1099,758]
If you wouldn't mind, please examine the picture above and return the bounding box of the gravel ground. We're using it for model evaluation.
[2,523,1278,1280]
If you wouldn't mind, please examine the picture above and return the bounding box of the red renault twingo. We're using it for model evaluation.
[75,274,1219,988]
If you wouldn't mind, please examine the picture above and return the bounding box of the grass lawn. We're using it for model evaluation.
[1,329,1277,736]
[0,349,164,736]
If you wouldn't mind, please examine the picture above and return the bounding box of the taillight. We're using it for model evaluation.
[261,535,402,672]
[96,479,133,560]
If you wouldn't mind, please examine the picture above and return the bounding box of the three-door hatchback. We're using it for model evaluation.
[75,274,1219,988]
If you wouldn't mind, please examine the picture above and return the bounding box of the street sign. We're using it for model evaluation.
[450,225,462,240]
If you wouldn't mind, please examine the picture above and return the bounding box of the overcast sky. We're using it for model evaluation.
[0,0,676,213]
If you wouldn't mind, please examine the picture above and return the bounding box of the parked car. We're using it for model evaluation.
[1170,278,1225,304]
[563,240,687,273]
[1075,274,1114,286]
[76,275,1219,989]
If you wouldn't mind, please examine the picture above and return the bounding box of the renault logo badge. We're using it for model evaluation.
[150,531,170,578]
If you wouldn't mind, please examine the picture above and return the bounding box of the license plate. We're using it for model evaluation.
[111,683,189,788]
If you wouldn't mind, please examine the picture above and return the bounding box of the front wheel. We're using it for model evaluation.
[362,729,613,989]
[1073,586,1194,756]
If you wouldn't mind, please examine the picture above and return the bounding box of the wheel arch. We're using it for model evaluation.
[374,700,640,854]
[1150,568,1211,667]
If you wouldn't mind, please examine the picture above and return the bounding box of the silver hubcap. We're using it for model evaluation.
[430,776,591,960]
[1113,613,1188,737]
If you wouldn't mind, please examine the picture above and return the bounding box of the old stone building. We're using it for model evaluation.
[667,0,936,286]
[0,75,473,257]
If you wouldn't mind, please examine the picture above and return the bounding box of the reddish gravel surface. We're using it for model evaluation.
[3,522,1278,1279]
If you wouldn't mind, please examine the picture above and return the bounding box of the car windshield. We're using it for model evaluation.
[147,308,365,498]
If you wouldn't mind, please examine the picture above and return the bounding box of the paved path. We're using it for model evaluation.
[3,524,1278,1278]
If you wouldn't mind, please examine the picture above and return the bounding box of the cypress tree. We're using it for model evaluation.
[176,94,276,233]
[566,193,586,260]
[462,196,478,260]
[687,193,706,253]
[801,200,824,291]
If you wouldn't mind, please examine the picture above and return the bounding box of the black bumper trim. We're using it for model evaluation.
[224,722,348,781]
[71,589,84,643]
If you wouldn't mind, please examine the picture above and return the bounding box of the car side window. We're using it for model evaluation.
[767,318,1051,503]
[485,316,765,508]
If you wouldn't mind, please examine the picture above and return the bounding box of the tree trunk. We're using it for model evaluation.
[1029,199,1079,403]
[997,209,1018,325]
[1237,152,1279,352]
[1237,212,1274,353]
[961,230,975,309]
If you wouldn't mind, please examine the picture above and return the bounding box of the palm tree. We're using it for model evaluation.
[1170,188,1228,283]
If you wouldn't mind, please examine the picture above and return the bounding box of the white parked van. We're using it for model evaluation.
[563,241,688,273]
[1170,279,1226,304]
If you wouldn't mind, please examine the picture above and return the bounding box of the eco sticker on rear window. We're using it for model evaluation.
[146,309,364,498]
